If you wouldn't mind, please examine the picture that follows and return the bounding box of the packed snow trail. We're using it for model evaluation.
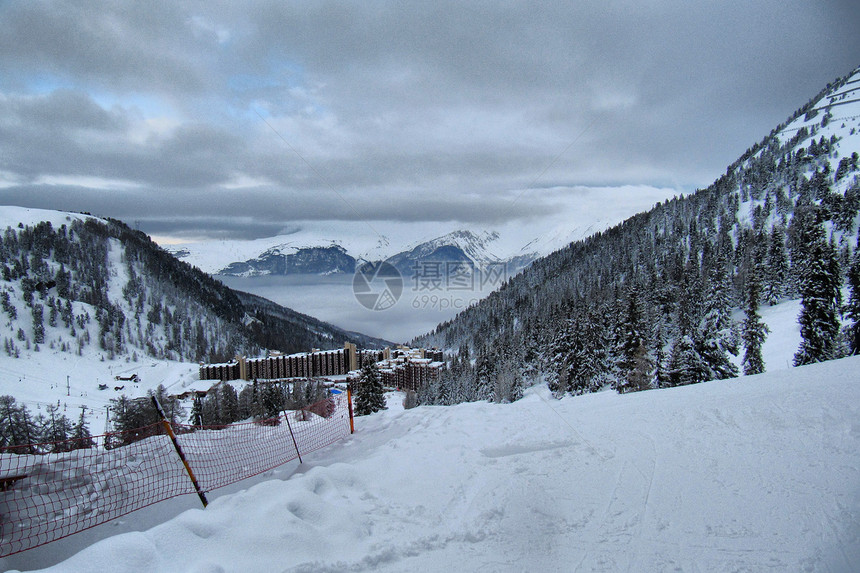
[7,356,860,572]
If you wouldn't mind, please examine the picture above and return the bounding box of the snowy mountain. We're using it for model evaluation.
[0,206,390,447]
[204,229,534,278]
[218,244,356,277]
[415,64,860,393]
[7,353,859,572]
[384,230,534,278]
[0,206,387,365]
[162,187,680,343]
[164,186,679,281]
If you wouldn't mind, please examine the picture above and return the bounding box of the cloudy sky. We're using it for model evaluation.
[0,0,857,242]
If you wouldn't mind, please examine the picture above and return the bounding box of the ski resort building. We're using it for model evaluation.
[199,343,446,393]
[199,343,386,382]
[347,347,445,392]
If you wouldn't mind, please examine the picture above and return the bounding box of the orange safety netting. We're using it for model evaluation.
[0,393,350,557]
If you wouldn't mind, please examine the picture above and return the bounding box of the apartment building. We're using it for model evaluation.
[198,342,387,382]
[348,348,445,392]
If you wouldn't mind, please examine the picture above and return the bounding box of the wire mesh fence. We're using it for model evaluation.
[0,392,351,557]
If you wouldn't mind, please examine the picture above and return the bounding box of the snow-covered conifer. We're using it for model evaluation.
[695,258,739,380]
[667,335,709,386]
[355,363,386,416]
[742,251,769,375]
[794,211,842,366]
[844,228,860,355]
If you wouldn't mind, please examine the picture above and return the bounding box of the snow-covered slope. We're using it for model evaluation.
[774,74,860,166]
[0,207,96,230]
[8,355,859,572]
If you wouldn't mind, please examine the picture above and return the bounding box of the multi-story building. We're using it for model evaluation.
[198,360,242,382]
[199,343,391,382]
[348,348,445,392]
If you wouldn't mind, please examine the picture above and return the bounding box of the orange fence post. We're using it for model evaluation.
[151,396,208,508]
[346,384,355,433]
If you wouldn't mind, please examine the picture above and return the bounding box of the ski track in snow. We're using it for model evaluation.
[4,357,859,572]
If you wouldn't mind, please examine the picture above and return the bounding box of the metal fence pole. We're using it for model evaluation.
[151,396,208,508]
[283,410,303,464]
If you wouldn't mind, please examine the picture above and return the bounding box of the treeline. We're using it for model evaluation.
[107,380,331,448]
[0,395,94,454]
[109,380,330,441]
[414,344,526,406]
[0,379,334,452]
[414,68,860,401]
[187,379,332,427]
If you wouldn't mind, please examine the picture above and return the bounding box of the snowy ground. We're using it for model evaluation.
[4,354,859,573]
[2,294,857,571]
[0,352,201,435]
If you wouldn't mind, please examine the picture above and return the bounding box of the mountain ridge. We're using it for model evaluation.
[412,64,860,395]
[0,208,388,368]
[198,229,535,279]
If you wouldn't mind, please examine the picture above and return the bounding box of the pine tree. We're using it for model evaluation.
[243,380,265,420]
[190,396,204,426]
[201,385,222,425]
[577,307,615,393]
[845,228,860,355]
[695,258,739,380]
[42,404,73,452]
[219,383,240,423]
[450,345,476,403]
[0,290,16,320]
[667,335,710,386]
[416,374,439,405]
[493,354,523,403]
[550,310,612,396]
[150,384,180,424]
[0,395,37,453]
[32,303,45,344]
[70,406,95,450]
[654,344,670,389]
[548,318,575,397]
[676,266,703,339]
[201,382,240,424]
[260,383,284,420]
[355,363,386,415]
[763,224,789,305]
[474,352,496,400]
[794,211,843,366]
[109,395,160,446]
[614,286,649,393]
[742,253,769,375]
[625,341,655,392]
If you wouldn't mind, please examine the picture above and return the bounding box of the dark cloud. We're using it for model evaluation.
[0,182,554,242]
[0,0,214,94]
[0,1,858,239]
